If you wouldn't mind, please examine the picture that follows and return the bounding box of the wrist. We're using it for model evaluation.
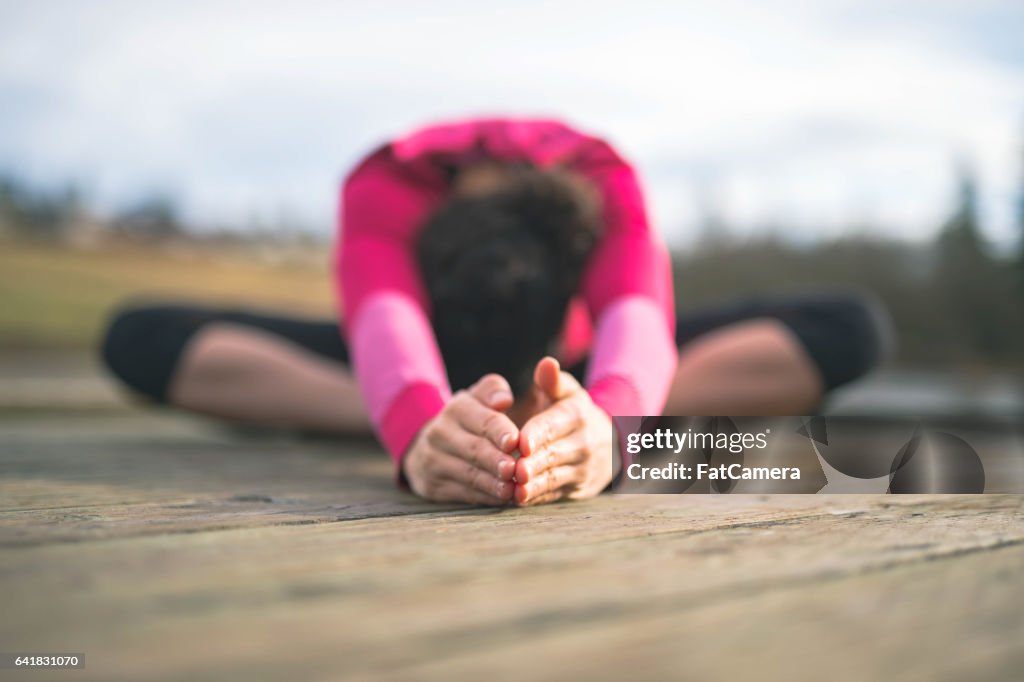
[397,418,432,494]
[378,383,446,478]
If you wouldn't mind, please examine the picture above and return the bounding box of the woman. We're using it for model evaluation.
[101,117,889,507]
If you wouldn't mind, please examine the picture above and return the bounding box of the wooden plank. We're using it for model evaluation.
[0,495,1019,681]
[379,543,1024,682]
[0,412,389,506]
[4,412,1022,546]
[2,412,1021,679]
[0,412,464,544]
[0,412,864,545]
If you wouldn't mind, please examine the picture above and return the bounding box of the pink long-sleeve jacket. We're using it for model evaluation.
[335,117,677,472]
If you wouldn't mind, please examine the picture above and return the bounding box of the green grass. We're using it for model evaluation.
[0,239,336,349]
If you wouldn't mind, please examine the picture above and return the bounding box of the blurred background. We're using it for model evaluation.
[1,0,1022,414]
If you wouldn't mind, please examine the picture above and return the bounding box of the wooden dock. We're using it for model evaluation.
[2,407,1022,681]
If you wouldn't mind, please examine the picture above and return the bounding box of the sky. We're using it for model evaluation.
[1,0,1022,247]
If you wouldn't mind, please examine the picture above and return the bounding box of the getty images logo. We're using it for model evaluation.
[612,416,1011,494]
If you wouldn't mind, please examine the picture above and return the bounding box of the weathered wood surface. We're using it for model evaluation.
[1,410,1022,681]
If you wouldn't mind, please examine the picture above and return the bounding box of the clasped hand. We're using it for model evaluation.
[402,357,613,506]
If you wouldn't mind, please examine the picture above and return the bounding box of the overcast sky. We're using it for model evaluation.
[1,0,1022,246]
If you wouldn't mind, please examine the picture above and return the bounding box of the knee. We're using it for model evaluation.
[792,292,894,389]
[832,293,892,368]
[99,304,205,402]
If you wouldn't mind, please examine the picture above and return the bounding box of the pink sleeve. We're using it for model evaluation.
[335,150,451,468]
[573,141,678,417]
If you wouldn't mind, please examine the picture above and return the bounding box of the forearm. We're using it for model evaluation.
[586,295,677,417]
[347,291,451,464]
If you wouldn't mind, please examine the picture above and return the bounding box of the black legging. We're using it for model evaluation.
[100,292,891,404]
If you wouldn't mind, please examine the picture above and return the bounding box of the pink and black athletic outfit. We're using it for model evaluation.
[336,118,678,468]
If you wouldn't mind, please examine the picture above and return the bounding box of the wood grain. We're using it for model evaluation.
[1,410,1021,681]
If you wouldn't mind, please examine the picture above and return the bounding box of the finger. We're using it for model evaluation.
[515,438,587,483]
[431,479,508,506]
[515,488,566,507]
[467,373,515,411]
[426,431,514,492]
[514,465,580,505]
[428,421,516,480]
[430,451,515,500]
[519,399,584,457]
[450,391,519,453]
[532,356,582,402]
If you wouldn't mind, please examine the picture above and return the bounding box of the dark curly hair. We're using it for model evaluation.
[417,167,599,397]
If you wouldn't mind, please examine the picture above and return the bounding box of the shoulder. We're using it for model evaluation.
[389,117,622,166]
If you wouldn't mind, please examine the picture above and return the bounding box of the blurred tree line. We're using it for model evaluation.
[0,175,183,240]
[673,169,1024,368]
[2,164,1023,368]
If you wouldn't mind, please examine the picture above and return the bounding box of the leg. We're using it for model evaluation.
[664,319,824,415]
[170,323,369,431]
[100,304,370,433]
[664,293,891,415]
